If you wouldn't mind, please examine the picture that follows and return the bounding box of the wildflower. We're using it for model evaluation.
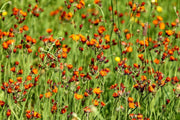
[125,33,132,40]
[154,58,160,64]
[10,67,16,72]
[137,113,143,119]
[51,104,57,113]
[93,99,99,106]
[27,48,32,53]
[157,6,163,12]
[0,100,5,107]
[159,22,165,29]
[101,101,106,107]
[126,46,133,52]
[2,11,8,16]
[69,34,80,41]
[151,0,157,3]
[39,94,43,99]
[6,109,11,117]
[45,92,52,98]
[128,97,134,102]
[33,112,41,118]
[7,88,12,93]
[129,102,135,108]
[67,64,73,69]
[166,30,174,36]
[94,0,100,4]
[99,70,107,77]
[83,107,91,113]
[32,68,38,74]
[153,19,159,25]
[93,88,102,95]
[2,42,8,49]
[61,108,67,114]
[98,26,106,34]
[74,93,83,100]
[115,57,120,62]
[23,25,29,31]
[157,16,163,21]
[46,28,52,33]
[113,92,118,98]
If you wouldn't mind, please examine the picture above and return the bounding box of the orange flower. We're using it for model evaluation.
[157,16,163,21]
[141,75,147,81]
[39,94,43,99]
[74,93,83,100]
[17,77,23,82]
[6,109,11,117]
[93,99,99,106]
[61,108,67,114]
[23,25,29,31]
[9,79,14,83]
[166,30,174,36]
[84,92,89,97]
[32,68,38,74]
[45,92,52,98]
[159,22,165,30]
[171,22,176,27]
[84,107,91,113]
[126,46,133,52]
[46,28,52,33]
[52,86,58,93]
[10,67,16,72]
[2,42,8,49]
[99,70,107,77]
[93,88,102,95]
[67,64,73,69]
[101,101,106,107]
[98,26,106,34]
[112,92,118,98]
[18,69,23,74]
[138,54,143,59]
[26,75,32,81]
[128,102,135,108]
[148,85,154,92]
[128,97,134,102]
[154,58,160,64]
[33,112,41,118]
[170,56,176,61]
[125,33,131,40]
[104,35,110,43]
[153,19,159,25]
[94,0,100,4]
[28,48,32,53]
[0,100,5,107]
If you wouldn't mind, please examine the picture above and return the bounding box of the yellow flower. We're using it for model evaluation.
[151,0,157,3]
[157,6,163,13]
[130,17,138,23]
[2,11,7,16]
[115,57,120,62]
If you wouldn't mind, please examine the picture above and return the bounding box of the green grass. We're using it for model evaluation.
[0,0,180,120]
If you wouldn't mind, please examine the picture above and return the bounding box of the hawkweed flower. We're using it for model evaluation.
[156,6,163,12]
[6,109,11,117]
[74,93,83,100]
[93,88,102,95]
[83,106,91,113]
[0,100,5,107]
[115,57,120,62]
[45,92,52,98]
[151,0,157,3]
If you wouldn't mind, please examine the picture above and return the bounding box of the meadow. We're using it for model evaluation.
[0,0,180,119]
